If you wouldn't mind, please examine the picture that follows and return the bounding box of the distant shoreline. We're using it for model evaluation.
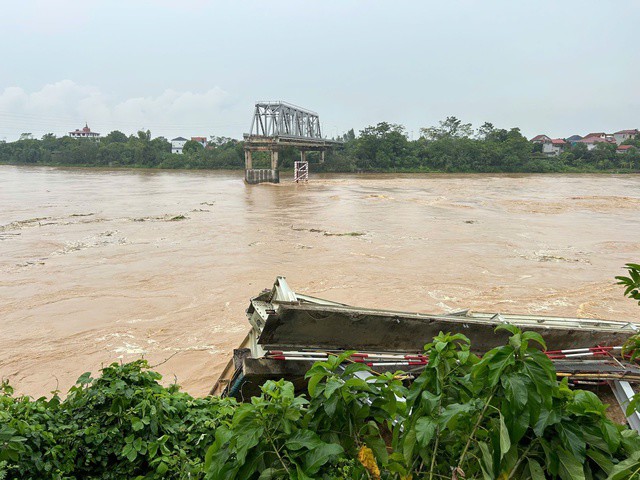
[1,161,638,175]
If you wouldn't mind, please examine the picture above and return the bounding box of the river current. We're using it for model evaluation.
[1,166,639,397]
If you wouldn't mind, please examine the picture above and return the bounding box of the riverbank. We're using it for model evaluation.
[1,160,638,175]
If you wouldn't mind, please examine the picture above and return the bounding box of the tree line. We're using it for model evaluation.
[1,117,639,172]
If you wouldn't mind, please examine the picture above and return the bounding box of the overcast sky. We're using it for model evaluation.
[1,0,638,142]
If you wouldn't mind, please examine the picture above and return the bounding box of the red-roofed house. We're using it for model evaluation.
[584,132,607,139]
[531,135,566,156]
[69,123,100,139]
[530,134,551,143]
[616,145,637,154]
[191,136,207,148]
[613,129,639,145]
[545,138,567,156]
[578,135,616,151]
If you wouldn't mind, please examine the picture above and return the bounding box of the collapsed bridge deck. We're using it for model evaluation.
[211,277,640,429]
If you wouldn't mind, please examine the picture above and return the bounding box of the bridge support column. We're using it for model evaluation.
[244,150,253,170]
[320,151,325,164]
[270,150,279,170]
[300,151,307,163]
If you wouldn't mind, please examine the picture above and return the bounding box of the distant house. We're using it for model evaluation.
[530,134,551,143]
[616,145,637,154]
[577,134,616,151]
[613,129,639,145]
[191,136,208,148]
[566,135,582,145]
[69,123,100,139]
[530,135,566,156]
[171,137,188,154]
[584,132,608,140]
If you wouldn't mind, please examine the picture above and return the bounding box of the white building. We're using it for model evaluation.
[613,129,639,145]
[171,137,188,154]
[69,123,100,139]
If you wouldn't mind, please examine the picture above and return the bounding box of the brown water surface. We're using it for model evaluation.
[1,166,639,397]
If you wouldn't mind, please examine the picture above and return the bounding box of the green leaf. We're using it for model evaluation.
[307,374,323,398]
[558,423,586,462]
[415,417,436,447]
[285,430,323,451]
[499,413,511,460]
[478,441,494,480]
[156,462,168,475]
[123,444,137,462]
[403,426,417,466]
[342,362,371,376]
[600,420,621,453]
[366,435,389,466]
[522,350,556,399]
[77,371,93,385]
[502,373,529,411]
[557,447,586,480]
[487,348,516,386]
[295,463,315,480]
[303,442,343,474]
[131,417,144,431]
[496,323,520,336]
[258,468,282,480]
[586,448,614,474]
[420,391,440,415]
[522,331,547,351]
[439,402,474,429]
[535,407,561,437]
[606,450,640,480]
[528,458,545,480]
[324,377,343,399]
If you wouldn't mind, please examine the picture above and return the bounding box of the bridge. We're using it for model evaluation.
[243,101,342,184]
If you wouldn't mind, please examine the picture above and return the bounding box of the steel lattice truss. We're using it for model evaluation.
[249,102,322,139]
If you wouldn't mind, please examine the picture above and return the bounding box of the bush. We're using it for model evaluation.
[3,327,640,479]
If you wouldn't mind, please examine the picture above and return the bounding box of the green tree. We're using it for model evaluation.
[183,140,205,155]
[102,130,129,144]
[420,116,473,140]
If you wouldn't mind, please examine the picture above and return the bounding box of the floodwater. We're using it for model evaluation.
[1,165,639,398]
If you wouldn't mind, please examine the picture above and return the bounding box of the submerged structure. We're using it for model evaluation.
[212,277,640,430]
[243,102,342,184]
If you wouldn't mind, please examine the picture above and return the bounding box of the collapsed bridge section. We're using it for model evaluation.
[211,277,640,430]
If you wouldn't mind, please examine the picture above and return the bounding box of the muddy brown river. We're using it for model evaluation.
[1,166,639,398]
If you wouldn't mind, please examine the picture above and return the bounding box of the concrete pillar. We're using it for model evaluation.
[270,150,279,170]
[300,151,307,162]
[244,150,253,170]
[320,150,325,164]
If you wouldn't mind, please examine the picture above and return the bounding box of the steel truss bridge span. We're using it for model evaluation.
[249,102,322,139]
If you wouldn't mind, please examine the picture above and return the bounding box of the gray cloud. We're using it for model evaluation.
[1,1,638,141]
[0,81,244,141]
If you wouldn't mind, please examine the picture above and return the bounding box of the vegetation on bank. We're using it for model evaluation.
[2,118,639,173]
[2,331,640,479]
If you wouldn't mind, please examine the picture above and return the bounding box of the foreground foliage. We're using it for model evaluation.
[2,327,640,479]
[0,361,235,479]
